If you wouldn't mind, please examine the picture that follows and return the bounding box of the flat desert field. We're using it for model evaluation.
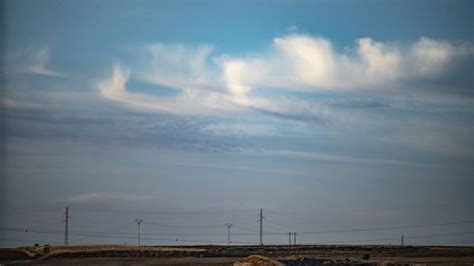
[1,244,474,265]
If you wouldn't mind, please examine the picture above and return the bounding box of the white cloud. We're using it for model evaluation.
[356,38,403,81]
[97,35,474,119]
[65,192,156,204]
[220,35,474,93]
[408,37,452,76]
[136,43,220,93]
[97,61,331,121]
[96,62,237,115]
[273,35,337,88]
[5,47,66,78]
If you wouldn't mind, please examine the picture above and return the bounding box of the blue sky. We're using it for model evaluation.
[1,0,474,246]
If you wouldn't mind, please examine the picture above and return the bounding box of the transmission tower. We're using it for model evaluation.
[225,223,232,245]
[288,232,292,252]
[135,219,144,246]
[64,207,70,246]
[259,209,264,245]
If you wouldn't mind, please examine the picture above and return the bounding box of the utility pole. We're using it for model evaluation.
[259,209,264,246]
[64,207,69,246]
[225,223,232,245]
[288,232,292,252]
[401,234,404,246]
[293,232,297,246]
[135,219,143,246]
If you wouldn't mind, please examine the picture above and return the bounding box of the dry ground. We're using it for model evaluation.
[1,244,474,265]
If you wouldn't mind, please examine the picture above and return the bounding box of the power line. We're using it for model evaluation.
[115,217,474,237]
[232,225,258,233]
[143,222,227,229]
[406,231,474,240]
[11,207,474,233]
[296,220,474,235]
[265,209,324,226]
[0,207,63,214]
[318,237,399,244]
[4,218,474,238]
[142,216,259,226]
[317,231,474,244]
[2,227,474,246]
[0,238,64,245]
[265,220,292,230]
[422,240,474,245]
[261,223,284,232]
[4,206,474,247]
[0,226,256,237]
[70,207,256,215]
[0,227,255,245]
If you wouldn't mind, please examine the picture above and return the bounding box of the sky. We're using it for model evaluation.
[1,0,474,247]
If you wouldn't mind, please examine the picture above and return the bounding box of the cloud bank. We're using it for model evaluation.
[97,35,474,118]
[221,36,474,92]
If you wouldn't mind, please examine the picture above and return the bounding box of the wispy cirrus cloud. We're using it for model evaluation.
[64,192,156,204]
[4,47,66,78]
[97,62,332,122]
[239,148,430,167]
[136,43,222,93]
[96,63,237,115]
